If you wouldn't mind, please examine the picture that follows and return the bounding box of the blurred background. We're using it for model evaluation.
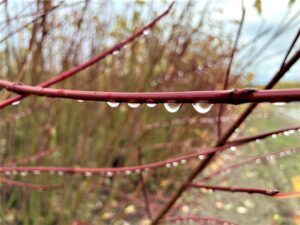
[0,0,299,224]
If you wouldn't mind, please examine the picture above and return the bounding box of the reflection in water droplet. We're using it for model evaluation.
[12,101,20,106]
[192,103,213,113]
[164,103,181,113]
[273,102,286,106]
[146,103,157,108]
[77,100,84,103]
[107,102,120,108]
[128,103,141,108]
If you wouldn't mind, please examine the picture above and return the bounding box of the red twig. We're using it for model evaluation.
[1,81,300,104]
[0,177,62,190]
[137,147,153,221]
[188,183,279,196]
[162,216,240,225]
[228,125,300,145]
[0,2,174,110]
[0,145,234,175]
[199,146,300,182]
[5,148,56,166]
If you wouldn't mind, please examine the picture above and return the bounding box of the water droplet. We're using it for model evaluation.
[107,102,120,108]
[85,172,92,177]
[128,103,141,108]
[271,134,278,139]
[77,100,84,103]
[273,102,286,106]
[33,170,40,175]
[236,206,248,214]
[255,159,261,164]
[112,50,119,56]
[106,171,113,177]
[198,155,205,160]
[192,103,213,114]
[125,170,131,175]
[164,103,181,113]
[20,171,28,177]
[12,101,20,106]
[143,29,150,36]
[180,159,187,164]
[58,171,64,176]
[166,163,172,168]
[172,162,179,167]
[146,103,156,108]
[135,169,141,174]
[5,171,11,176]
[230,146,237,151]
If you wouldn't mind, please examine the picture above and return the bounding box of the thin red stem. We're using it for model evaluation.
[162,216,240,225]
[188,183,279,196]
[1,81,300,104]
[0,177,62,190]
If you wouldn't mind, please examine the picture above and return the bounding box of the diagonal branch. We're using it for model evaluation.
[0,2,174,110]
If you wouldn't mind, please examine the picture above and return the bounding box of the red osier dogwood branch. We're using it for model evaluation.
[1,80,300,104]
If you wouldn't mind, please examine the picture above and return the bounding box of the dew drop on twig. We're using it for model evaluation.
[146,103,157,108]
[192,103,214,114]
[128,103,141,108]
[107,102,120,108]
[164,103,181,113]
[85,172,92,177]
[12,101,20,106]
[272,102,286,106]
[143,29,150,36]
[112,50,119,56]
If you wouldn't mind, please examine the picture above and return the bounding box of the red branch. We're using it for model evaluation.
[188,183,280,196]
[1,81,300,104]
[0,2,174,110]
[6,148,56,166]
[162,216,240,225]
[0,177,62,190]
[199,146,300,182]
[0,145,236,175]
[228,125,300,145]
[2,127,299,176]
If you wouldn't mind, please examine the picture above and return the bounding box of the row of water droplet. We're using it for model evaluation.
[106,102,214,113]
